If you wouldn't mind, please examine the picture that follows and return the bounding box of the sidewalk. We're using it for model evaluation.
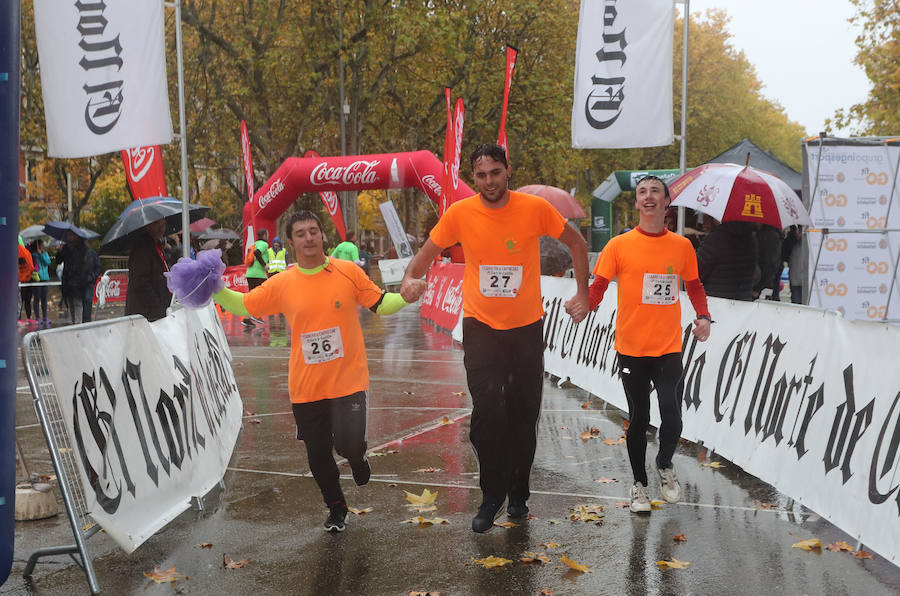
[6,306,900,595]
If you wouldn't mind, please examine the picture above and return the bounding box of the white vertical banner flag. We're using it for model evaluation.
[33,0,173,158]
[571,0,674,149]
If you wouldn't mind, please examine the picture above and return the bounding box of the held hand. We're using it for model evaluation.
[692,318,711,342]
[400,277,427,303]
[564,294,590,323]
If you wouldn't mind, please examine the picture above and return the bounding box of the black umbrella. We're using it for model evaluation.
[42,221,100,242]
[101,197,210,253]
[197,227,240,241]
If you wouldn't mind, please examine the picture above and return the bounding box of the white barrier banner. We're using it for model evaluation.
[571,0,674,148]
[34,0,173,157]
[541,276,900,562]
[41,304,243,553]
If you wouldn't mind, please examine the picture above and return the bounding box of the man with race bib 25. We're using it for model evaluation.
[213,211,419,532]
[401,143,590,532]
[581,175,711,513]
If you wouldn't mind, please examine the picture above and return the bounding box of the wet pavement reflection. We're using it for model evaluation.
[8,305,900,595]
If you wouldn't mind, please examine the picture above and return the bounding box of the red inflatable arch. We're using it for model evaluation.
[243,151,475,239]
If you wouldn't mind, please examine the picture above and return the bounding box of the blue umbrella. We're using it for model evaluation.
[42,221,100,242]
[100,196,210,253]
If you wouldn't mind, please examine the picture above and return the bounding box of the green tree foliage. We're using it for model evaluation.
[832,0,900,134]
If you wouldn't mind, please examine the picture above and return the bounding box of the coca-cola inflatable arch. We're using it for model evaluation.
[243,151,475,240]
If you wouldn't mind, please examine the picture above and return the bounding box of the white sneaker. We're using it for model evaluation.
[630,482,652,513]
[658,466,682,504]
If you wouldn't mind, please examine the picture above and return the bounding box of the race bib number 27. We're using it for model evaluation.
[642,273,679,305]
[301,327,344,364]
[479,265,523,297]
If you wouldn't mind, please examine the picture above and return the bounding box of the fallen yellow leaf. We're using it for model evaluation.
[402,516,449,527]
[471,555,514,568]
[541,541,559,549]
[825,541,854,552]
[657,558,692,569]
[223,554,250,569]
[581,402,592,409]
[854,549,874,559]
[415,467,442,473]
[348,506,374,515]
[195,542,213,549]
[754,501,777,510]
[405,489,438,506]
[452,391,467,396]
[701,461,725,468]
[540,590,555,595]
[791,538,822,551]
[673,534,687,542]
[595,477,617,484]
[143,566,188,584]
[560,555,591,573]
[440,416,452,424]
[520,552,551,564]
[614,501,630,509]
[409,592,441,596]
[650,500,665,509]
[569,504,605,523]
[602,437,625,445]
[494,520,519,528]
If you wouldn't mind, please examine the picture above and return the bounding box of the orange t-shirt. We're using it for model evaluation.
[593,228,699,357]
[243,258,383,403]
[430,191,566,330]
[18,244,34,283]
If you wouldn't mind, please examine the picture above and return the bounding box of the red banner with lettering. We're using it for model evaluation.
[497,44,518,163]
[440,88,454,216]
[92,270,129,304]
[240,120,258,244]
[420,262,464,331]
[450,98,465,208]
[121,146,168,199]
[223,265,249,293]
[305,149,347,241]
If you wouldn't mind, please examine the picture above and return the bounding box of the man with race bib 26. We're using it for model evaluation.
[213,211,419,532]
[581,175,711,513]
[401,143,590,532]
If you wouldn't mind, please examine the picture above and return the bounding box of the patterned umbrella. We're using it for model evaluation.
[42,221,100,241]
[669,163,811,229]
[100,197,209,253]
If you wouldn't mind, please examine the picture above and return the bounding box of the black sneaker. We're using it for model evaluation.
[471,502,505,533]
[350,458,371,486]
[324,505,348,532]
[507,499,529,519]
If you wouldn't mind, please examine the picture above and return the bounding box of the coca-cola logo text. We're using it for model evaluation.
[240,122,254,198]
[440,279,464,315]
[451,105,464,190]
[321,191,340,215]
[126,147,155,182]
[421,174,442,197]
[258,178,285,210]
[311,160,381,187]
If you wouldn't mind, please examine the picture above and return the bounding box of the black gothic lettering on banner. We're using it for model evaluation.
[823,365,875,485]
[584,1,627,130]
[868,390,900,512]
[71,368,135,514]
[76,0,124,134]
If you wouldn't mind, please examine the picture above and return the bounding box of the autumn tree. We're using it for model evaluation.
[832,0,900,134]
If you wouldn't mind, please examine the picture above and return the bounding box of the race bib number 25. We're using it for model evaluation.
[479,265,523,297]
[642,273,679,305]
[301,327,344,364]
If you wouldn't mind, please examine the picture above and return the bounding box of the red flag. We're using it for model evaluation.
[240,120,258,245]
[121,145,168,200]
[449,98,465,204]
[305,149,348,241]
[440,87,454,216]
[497,45,518,164]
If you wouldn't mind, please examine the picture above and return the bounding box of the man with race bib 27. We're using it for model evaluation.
[581,175,711,513]
[213,211,419,532]
[401,143,590,532]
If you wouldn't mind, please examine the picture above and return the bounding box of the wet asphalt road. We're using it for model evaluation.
[5,303,900,595]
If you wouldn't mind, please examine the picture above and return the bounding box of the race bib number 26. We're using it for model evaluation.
[301,327,344,364]
[642,273,679,305]
[479,265,523,297]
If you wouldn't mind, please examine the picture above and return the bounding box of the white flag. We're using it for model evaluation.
[571,0,674,149]
[34,0,173,158]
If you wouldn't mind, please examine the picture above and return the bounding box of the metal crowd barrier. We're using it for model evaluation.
[20,325,106,594]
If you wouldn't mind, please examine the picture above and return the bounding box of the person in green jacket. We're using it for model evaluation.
[267,236,287,277]
[243,228,269,326]
[330,230,362,266]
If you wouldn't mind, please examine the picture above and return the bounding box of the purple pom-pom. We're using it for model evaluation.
[164,249,226,308]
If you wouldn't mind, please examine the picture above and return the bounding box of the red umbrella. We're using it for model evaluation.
[669,162,811,229]
[516,185,587,219]
[189,217,216,234]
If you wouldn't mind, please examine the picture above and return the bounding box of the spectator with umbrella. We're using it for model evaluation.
[30,238,51,327]
[55,229,89,324]
[101,197,210,322]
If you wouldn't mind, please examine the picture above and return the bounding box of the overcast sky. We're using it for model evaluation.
[683,0,870,137]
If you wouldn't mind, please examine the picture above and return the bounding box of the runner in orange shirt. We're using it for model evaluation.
[581,175,711,513]
[401,143,590,532]
[212,211,419,532]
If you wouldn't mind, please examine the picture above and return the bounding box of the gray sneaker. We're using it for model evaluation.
[658,466,682,504]
[630,482,652,513]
